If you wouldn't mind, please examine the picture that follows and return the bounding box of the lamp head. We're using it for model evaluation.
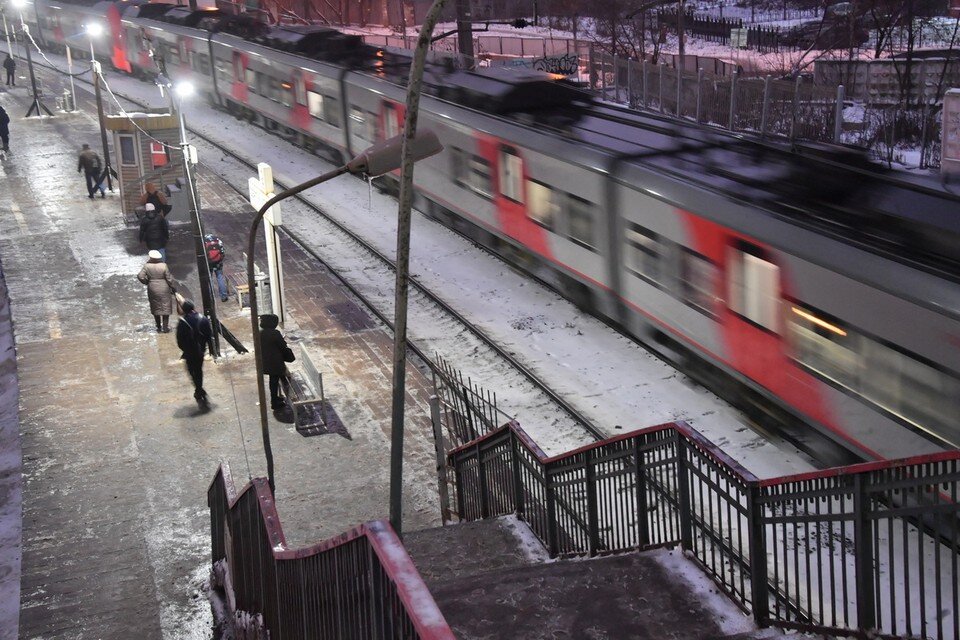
[174,81,195,98]
[346,129,443,177]
[86,22,104,37]
[10,0,27,9]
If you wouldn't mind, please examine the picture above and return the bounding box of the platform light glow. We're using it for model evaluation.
[10,0,27,9]
[792,307,847,337]
[174,82,195,98]
[85,23,104,37]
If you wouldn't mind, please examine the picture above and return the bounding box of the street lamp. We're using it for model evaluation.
[10,0,50,117]
[86,21,114,191]
[247,130,442,494]
[161,77,221,358]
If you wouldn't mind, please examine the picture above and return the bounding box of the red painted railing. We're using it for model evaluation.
[448,420,960,640]
[208,463,455,639]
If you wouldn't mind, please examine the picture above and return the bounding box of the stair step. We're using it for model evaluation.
[404,516,545,586]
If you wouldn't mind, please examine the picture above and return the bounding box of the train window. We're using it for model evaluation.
[383,103,400,139]
[349,107,369,141]
[452,148,493,199]
[279,81,293,107]
[625,224,662,285]
[168,44,180,66]
[728,247,780,332]
[215,59,233,87]
[498,147,524,203]
[324,96,340,127]
[527,180,557,230]
[789,306,861,390]
[295,80,307,106]
[681,250,718,315]
[566,196,596,251]
[245,68,256,93]
[307,91,325,120]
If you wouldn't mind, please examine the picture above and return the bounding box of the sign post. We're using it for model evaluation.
[248,163,286,325]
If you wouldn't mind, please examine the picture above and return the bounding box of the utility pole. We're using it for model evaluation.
[677,0,685,71]
[455,0,473,62]
[11,1,51,118]
[87,25,115,191]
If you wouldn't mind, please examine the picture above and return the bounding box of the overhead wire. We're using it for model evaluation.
[22,25,89,77]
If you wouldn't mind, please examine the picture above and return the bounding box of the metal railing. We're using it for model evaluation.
[208,463,455,639]
[448,420,960,639]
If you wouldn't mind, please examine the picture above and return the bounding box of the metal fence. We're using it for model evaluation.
[448,420,960,639]
[207,463,455,639]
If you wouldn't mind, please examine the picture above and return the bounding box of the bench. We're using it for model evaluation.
[227,258,269,310]
[280,342,326,430]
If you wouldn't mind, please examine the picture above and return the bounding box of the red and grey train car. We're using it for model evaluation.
[24,0,960,463]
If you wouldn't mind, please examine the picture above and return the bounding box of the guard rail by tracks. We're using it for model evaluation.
[208,463,455,639]
[448,420,960,640]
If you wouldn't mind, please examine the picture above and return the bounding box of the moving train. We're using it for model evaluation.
[20,0,960,463]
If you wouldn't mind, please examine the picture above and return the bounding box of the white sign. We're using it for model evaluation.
[730,28,748,49]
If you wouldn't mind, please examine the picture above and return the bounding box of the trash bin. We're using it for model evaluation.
[254,272,272,315]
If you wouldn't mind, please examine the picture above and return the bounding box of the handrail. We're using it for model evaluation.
[208,462,455,639]
[447,419,960,639]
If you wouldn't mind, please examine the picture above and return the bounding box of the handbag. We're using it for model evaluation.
[174,292,185,316]
[282,346,296,363]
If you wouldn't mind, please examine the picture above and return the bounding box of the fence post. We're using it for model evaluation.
[834,84,845,143]
[853,474,877,633]
[545,465,559,557]
[627,58,634,108]
[676,66,683,117]
[633,437,650,547]
[675,435,693,550]
[589,43,597,90]
[728,70,738,130]
[475,442,489,519]
[695,68,704,123]
[659,64,665,114]
[789,75,801,142]
[746,483,770,625]
[760,74,772,138]
[585,449,600,556]
[454,456,466,519]
[510,430,525,518]
[613,54,620,101]
[429,395,453,525]
[642,60,648,108]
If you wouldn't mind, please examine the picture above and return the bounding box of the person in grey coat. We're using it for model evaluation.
[259,314,291,410]
[137,250,176,332]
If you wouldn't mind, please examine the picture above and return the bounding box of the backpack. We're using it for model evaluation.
[204,237,224,264]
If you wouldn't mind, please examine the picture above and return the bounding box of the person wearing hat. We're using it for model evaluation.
[176,299,213,405]
[137,250,176,333]
[139,202,170,263]
[259,314,292,411]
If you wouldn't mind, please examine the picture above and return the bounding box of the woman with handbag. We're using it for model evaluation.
[259,314,295,411]
[137,250,176,332]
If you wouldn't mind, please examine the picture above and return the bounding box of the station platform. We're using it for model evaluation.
[0,78,443,637]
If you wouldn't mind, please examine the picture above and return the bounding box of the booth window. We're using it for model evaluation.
[119,135,137,166]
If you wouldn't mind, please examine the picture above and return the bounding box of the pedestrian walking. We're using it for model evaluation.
[139,182,171,217]
[77,143,105,198]
[3,54,14,87]
[203,234,229,302]
[0,105,9,152]
[137,249,176,333]
[260,314,294,411]
[139,203,170,263]
[176,300,213,405]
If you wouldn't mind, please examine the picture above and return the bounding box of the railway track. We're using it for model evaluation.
[43,60,606,448]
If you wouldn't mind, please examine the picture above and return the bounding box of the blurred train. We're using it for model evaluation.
[22,0,960,463]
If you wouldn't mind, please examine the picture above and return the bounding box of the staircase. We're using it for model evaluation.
[404,517,776,640]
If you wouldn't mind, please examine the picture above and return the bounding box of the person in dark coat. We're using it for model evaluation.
[0,106,9,152]
[137,249,176,332]
[3,54,14,86]
[259,314,290,410]
[176,300,213,405]
[77,143,104,198]
[139,182,170,216]
[139,203,170,262]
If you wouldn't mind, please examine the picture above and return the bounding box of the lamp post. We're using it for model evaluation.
[85,22,114,191]
[165,79,220,357]
[11,0,50,117]
[247,130,442,494]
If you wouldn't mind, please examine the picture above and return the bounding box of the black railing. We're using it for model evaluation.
[208,463,455,639]
[431,353,509,448]
[448,420,960,639]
